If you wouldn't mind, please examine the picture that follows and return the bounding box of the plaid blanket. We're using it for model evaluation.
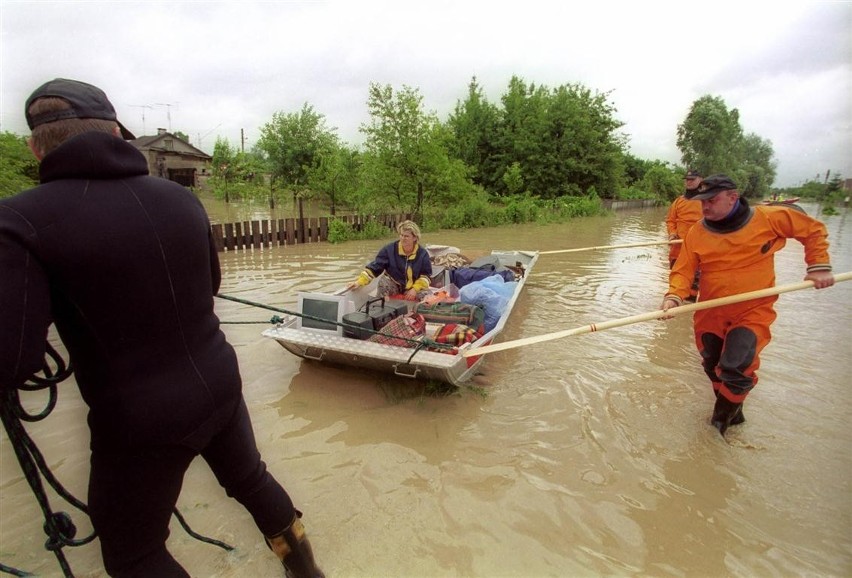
[413,302,485,336]
[368,313,426,348]
[425,323,478,354]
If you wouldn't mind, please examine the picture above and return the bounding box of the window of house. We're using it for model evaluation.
[164,139,174,151]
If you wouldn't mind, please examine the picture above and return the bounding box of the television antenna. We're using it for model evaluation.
[155,102,179,132]
[128,104,154,135]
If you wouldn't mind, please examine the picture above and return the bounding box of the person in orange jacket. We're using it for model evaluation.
[665,170,704,300]
[666,170,704,266]
[660,175,835,436]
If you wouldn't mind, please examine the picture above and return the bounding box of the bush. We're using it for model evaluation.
[328,218,391,243]
[615,185,655,200]
[504,194,540,224]
[433,196,503,229]
[0,131,39,198]
[547,195,605,220]
[422,193,605,230]
[327,218,352,243]
[358,220,390,240]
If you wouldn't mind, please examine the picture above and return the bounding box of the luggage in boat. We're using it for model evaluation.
[384,299,411,317]
[342,311,374,340]
[342,297,401,340]
[414,302,486,337]
[366,297,399,329]
[368,313,427,348]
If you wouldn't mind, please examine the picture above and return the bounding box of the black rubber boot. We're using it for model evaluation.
[266,513,325,578]
[712,388,745,427]
[730,406,746,426]
[711,395,743,436]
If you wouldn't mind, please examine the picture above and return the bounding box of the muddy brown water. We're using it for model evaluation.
[2,203,850,577]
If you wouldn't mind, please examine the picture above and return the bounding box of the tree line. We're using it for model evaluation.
[203,78,810,226]
[2,76,844,226]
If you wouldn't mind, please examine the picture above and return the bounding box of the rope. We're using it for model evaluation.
[172,509,234,552]
[219,319,281,324]
[216,293,457,355]
[1,342,234,577]
[0,563,33,577]
[1,344,88,577]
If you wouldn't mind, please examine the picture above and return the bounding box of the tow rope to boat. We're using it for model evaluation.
[215,293,456,360]
[0,343,234,578]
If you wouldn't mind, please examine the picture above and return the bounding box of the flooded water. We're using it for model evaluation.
[2,202,851,577]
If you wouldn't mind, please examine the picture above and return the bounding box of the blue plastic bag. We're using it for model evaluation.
[459,278,509,332]
[480,275,518,300]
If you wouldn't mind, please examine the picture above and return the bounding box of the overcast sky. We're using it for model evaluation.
[1,1,849,187]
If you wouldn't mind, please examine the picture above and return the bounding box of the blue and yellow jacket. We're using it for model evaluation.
[355,240,432,292]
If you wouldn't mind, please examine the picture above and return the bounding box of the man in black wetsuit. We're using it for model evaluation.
[0,78,324,577]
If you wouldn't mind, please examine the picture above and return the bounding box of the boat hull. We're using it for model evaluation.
[262,249,538,386]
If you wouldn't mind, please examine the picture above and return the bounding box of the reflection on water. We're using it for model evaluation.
[2,204,850,577]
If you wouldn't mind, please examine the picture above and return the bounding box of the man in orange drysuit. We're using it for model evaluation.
[660,175,835,436]
[665,170,704,300]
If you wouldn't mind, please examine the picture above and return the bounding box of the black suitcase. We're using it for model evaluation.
[384,299,411,317]
[342,311,374,340]
[365,297,398,330]
[342,297,402,339]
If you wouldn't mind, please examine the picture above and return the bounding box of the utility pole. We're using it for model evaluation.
[241,128,245,153]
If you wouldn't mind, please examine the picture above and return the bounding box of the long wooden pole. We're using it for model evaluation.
[539,239,682,255]
[462,271,852,358]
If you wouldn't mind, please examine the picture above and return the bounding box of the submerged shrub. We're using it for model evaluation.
[327,218,352,243]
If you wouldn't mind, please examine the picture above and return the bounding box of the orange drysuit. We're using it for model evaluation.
[665,195,703,266]
[666,201,831,404]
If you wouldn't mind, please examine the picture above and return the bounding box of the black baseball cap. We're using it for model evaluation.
[685,169,701,179]
[685,174,738,200]
[25,78,135,139]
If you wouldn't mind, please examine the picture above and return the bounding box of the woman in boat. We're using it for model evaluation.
[347,220,432,300]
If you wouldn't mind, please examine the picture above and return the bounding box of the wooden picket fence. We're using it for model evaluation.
[208,200,658,252]
[209,213,412,252]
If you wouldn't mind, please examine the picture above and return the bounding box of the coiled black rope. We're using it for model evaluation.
[0,342,232,578]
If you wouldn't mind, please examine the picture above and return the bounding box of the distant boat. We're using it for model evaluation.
[761,196,800,205]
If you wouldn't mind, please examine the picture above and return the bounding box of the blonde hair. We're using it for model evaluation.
[397,220,421,239]
[28,97,118,156]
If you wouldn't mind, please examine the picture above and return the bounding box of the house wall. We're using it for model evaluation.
[143,151,210,187]
[133,130,211,188]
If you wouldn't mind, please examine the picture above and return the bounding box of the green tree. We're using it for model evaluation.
[676,95,743,177]
[210,137,267,202]
[305,143,361,215]
[446,77,501,191]
[462,76,625,199]
[0,131,39,198]
[738,132,777,199]
[256,104,336,196]
[211,137,235,176]
[676,95,777,197]
[493,77,547,197]
[822,173,846,206]
[640,163,682,202]
[622,154,656,186]
[360,83,469,220]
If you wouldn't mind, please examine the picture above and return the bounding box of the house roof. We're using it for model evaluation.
[129,131,211,160]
